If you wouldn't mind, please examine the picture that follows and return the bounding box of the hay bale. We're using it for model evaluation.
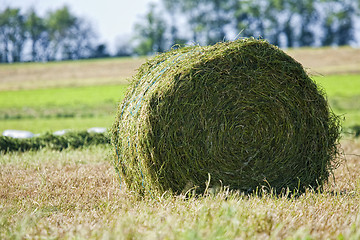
[2,129,34,139]
[112,38,340,196]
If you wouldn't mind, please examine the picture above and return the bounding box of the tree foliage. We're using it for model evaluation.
[132,0,359,54]
[25,8,46,61]
[0,8,25,62]
[133,4,167,55]
[0,0,359,61]
[0,6,96,62]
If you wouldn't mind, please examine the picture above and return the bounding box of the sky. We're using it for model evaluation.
[1,0,160,52]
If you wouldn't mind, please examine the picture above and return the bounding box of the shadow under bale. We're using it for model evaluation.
[112,38,341,196]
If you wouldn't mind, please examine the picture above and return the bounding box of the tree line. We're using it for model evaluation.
[134,0,360,55]
[1,0,359,63]
[0,6,109,63]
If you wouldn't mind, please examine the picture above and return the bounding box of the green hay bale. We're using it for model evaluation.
[112,38,341,196]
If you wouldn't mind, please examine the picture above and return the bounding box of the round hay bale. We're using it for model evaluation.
[112,38,340,196]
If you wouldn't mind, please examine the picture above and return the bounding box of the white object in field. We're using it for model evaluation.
[2,129,34,139]
[53,129,70,136]
[87,127,107,133]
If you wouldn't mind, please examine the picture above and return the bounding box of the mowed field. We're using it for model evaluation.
[1,47,360,239]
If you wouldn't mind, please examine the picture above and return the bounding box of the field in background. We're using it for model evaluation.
[1,47,360,239]
[1,47,360,133]
[1,47,359,90]
[0,57,145,91]
[0,57,145,133]
[0,85,128,133]
[0,116,114,134]
[2,74,360,133]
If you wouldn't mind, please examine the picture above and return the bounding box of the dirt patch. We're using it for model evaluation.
[0,58,146,90]
[287,47,360,76]
[1,46,359,91]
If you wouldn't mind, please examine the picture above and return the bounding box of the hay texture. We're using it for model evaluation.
[112,38,340,196]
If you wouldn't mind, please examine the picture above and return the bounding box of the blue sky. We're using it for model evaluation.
[1,0,160,51]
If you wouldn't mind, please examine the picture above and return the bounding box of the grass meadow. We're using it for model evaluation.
[0,85,128,133]
[1,73,359,133]
[1,47,360,239]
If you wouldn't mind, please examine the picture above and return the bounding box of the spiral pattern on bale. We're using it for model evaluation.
[112,39,340,196]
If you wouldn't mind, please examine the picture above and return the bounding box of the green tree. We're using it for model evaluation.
[0,7,26,62]
[269,0,318,47]
[177,0,207,44]
[0,9,10,62]
[45,6,95,60]
[265,0,285,46]
[233,0,337,47]
[203,0,232,44]
[0,5,98,62]
[155,0,359,48]
[25,8,46,61]
[335,0,358,46]
[320,0,359,46]
[134,4,167,55]
[91,43,110,58]
[297,0,318,46]
[322,14,335,46]
[45,6,76,60]
[162,0,180,46]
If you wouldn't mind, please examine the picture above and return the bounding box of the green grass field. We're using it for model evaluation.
[314,74,360,97]
[1,49,360,239]
[0,85,127,133]
[0,85,128,109]
[0,115,114,133]
[314,74,360,130]
[0,73,359,133]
